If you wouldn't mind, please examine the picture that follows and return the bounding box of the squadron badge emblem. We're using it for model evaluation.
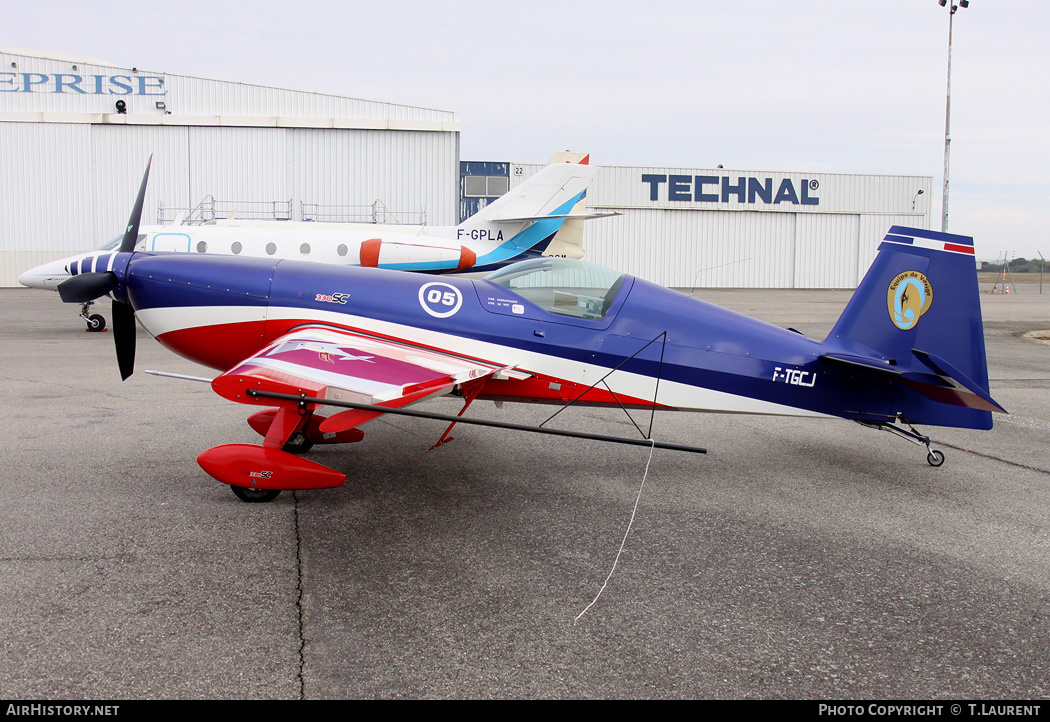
[887,271,933,331]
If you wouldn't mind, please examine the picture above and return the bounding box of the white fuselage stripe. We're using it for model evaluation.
[135,304,830,418]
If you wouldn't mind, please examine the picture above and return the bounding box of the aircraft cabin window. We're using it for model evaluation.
[486,258,626,321]
[196,241,208,254]
[337,244,348,257]
[265,242,277,256]
[231,242,242,255]
[300,243,311,255]
[97,235,122,251]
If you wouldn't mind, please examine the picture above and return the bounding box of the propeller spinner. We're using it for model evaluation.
[57,156,153,380]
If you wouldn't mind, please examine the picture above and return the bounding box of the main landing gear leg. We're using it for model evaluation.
[79,301,106,332]
[859,419,945,467]
[231,406,313,503]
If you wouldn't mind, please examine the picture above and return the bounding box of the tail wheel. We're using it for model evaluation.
[927,450,945,467]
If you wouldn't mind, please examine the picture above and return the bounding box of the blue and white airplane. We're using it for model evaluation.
[22,155,602,330]
[61,161,1005,502]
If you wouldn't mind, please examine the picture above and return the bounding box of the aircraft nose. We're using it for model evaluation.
[17,254,88,291]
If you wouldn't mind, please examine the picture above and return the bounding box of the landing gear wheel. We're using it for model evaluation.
[282,432,314,455]
[231,486,282,503]
[86,314,106,332]
[926,450,945,467]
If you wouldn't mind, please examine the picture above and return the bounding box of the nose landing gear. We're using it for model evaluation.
[79,301,107,332]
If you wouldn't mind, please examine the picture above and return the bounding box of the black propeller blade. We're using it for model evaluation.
[112,300,137,381]
[121,155,152,253]
[111,155,153,379]
[55,156,153,380]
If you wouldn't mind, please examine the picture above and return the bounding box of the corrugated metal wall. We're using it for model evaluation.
[0,123,458,286]
[0,49,460,287]
[506,162,931,289]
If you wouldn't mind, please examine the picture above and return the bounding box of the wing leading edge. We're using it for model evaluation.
[211,326,529,424]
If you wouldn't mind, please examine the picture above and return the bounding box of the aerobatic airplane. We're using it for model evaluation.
[60,160,1005,502]
[21,155,605,331]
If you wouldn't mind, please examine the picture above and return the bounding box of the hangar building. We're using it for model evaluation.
[0,48,460,287]
[2,48,931,292]
[464,161,933,289]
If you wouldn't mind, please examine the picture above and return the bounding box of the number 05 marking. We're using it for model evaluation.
[418,282,463,318]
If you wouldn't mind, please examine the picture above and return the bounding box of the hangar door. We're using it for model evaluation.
[792,214,860,289]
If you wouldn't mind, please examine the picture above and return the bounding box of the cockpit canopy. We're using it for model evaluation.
[484,258,626,321]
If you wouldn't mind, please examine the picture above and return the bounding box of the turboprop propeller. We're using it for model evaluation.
[57,156,152,381]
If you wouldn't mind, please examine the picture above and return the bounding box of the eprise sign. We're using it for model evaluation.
[642,174,820,206]
[0,72,166,96]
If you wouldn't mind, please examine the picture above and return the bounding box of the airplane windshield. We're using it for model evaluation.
[97,235,123,251]
[485,258,626,321]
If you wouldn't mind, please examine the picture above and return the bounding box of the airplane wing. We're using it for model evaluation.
[210,327,529,430]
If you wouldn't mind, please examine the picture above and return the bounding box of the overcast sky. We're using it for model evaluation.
[8,0,1048,260]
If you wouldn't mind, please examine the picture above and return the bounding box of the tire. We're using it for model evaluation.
[86,314,106,332]
[927,450,945,467]
[230,485,281,503]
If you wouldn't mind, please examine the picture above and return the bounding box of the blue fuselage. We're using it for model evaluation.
[122,253,899,422]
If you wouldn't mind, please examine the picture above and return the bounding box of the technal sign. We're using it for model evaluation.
[0,73,166,95]
[642,174,820,206]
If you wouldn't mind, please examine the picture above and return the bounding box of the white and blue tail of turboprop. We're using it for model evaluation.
[822,226,1005,431]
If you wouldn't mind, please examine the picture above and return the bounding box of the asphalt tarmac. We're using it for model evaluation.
[1,286,1048,700]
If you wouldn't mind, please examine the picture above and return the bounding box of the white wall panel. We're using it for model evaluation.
[289,129,458,225]
[187,126,289,203]
[89,125,192,241]
[504,161,931,289]
[1,125,459,287]
[0,123,93,285]
[793,214,861,289]
[588,209,796,288]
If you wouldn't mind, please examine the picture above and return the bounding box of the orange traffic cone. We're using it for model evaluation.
[1005,286,1010,295]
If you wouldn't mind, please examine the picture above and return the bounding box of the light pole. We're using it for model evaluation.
[939,0,969,232]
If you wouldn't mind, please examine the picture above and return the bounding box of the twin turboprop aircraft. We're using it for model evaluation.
[60,161,1006,502]
[22,155,604,330]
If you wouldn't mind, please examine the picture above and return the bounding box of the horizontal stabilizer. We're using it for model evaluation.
[819,350,1006,414]
[491,211,621,223]
[819,352,899,374]
[909,349,1007,414]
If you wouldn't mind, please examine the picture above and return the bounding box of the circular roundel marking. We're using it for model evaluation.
[418,282,463,318]
[887,271,933,331]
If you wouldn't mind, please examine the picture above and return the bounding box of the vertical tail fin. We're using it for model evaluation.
[459,160,597,251]
[824,226,1003,429]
